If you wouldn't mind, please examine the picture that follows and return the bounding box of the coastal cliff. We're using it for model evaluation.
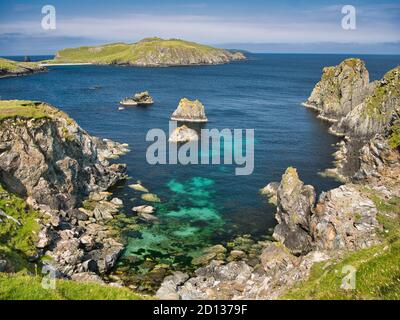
[50,38,246,67]
[0,100,131,282]
[0,58,46,78]
[156,60,400,300]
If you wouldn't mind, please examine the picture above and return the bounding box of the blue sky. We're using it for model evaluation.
[0,0,399,55]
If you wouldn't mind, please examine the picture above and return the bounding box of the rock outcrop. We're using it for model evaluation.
[169,125,199,143]
[120,91,154,106]
[272,168,315,255]
[0,100,129,279]
[0,102,128,210]
[171,98,208,122]
[303,58,374,121]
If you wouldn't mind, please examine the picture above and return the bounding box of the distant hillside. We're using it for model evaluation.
[51,38,246,67]
[0,58,45,78]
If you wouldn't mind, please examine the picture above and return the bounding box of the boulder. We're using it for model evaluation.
[171,98,208,122]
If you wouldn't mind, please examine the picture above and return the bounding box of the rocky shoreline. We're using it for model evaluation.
[0,101,130,283]
[155,59,400,300]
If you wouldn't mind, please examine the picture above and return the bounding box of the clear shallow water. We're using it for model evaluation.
[1,54,400,271]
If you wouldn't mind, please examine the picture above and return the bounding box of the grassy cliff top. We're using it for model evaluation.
[0,100,72,122]
[51,38,245,66]
[0,58,43,75]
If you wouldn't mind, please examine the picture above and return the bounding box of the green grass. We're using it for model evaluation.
[283,191,400,300]
[0,100,48,121]
[0,100,72,121]
[53,38,236,65]
[389,118,400,149]
[0,274,148,300]
[0,185,42,272]
[0,58,42,74]
[364,66,400,118]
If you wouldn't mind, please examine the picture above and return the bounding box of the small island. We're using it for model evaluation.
[0,58,46,78]
[48,37,246,67]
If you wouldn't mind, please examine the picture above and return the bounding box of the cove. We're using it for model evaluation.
[1,53,398,292]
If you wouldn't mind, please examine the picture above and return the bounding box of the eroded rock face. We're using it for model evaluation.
[171,98,208,122]
[0,105,128,210]
[304,58,371,120]
[273,167,315,255]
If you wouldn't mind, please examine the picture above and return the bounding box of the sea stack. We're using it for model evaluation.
[171,98,208,122]
[169,125,199,143]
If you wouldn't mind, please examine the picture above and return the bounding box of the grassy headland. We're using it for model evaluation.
[49,37,245,66]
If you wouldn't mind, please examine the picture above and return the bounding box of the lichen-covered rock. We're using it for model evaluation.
[171,98,208,122]
[310,185,379,251]
[169,125,199,142]
[304,58,372,120]
[273,167,315,255]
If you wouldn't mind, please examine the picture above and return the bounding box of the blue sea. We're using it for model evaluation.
[1,53,400,272]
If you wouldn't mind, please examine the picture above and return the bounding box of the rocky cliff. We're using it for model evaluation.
[156,59,400,300]
[303,58,375,121]
[0,58,46,78]
[0,100,130,280]
[52,38,246,67]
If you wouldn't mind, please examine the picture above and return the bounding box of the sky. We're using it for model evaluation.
[0,0,399,55]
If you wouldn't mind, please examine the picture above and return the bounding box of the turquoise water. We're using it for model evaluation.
[2,54,400,274]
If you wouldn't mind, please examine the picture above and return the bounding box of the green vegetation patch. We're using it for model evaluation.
[0,58,42,74]
[364,66,400,118]
[0,100,72,121]
[0,185,41,272]
[388,117,400,149]
[0,274,148,300]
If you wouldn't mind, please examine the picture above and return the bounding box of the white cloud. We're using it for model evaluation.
[0,6,399,45]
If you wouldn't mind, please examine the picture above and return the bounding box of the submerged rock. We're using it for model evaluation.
[171,98,208,122]
[132,205,155,214]
[129,182,149,193]
[169,125,199,143]
[141,193,161,203]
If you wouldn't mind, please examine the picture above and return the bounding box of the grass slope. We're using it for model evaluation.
[0,274,148,300]
[0,58,43,76]
[283,192,400,300]
[0,100,73,121]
